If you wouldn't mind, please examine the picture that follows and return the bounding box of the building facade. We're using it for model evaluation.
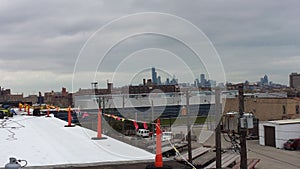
[0,87,23,103]
[44,87,73,107]
[224,97,300,121]
[129,79,180,95]
[259,119,300,148]
[290,72,300,89]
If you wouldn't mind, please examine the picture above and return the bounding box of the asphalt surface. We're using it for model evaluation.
[247,140,300,169]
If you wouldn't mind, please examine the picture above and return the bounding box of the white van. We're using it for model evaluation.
[162,132,173,141]
[153,131,173,141]
[136,129,150,137]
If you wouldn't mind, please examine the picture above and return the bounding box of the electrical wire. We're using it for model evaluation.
[168,139,196,169]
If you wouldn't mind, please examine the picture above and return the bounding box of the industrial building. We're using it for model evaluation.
[259,119,300,148]
[223,97,300,121]
[289,72,300,89]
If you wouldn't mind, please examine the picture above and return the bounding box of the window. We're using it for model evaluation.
[296,105,299,114]
[282,105,286,114]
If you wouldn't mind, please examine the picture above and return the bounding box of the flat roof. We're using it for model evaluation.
[0,110,154,168]
[267,118,300,125]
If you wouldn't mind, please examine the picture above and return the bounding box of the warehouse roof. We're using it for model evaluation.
[0,110,154,168]
[268,118,300,125]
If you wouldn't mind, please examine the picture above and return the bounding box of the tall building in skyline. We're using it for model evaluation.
[260,74,269,86]
[151,67,157,84]
[290,72,300,89]
[200,74,205,86]
[151,67,178,85]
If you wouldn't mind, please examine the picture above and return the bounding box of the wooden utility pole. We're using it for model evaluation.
[215,88,222,169]
[186,91,192,163]
[238,84,247,169]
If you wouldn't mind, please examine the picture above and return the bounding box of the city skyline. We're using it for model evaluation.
[0,1,299,95]
[0,71,290,96]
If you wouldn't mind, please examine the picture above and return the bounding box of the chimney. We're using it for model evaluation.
[107,83,113,94]
[143,79,146,85]
[62,87,67,95]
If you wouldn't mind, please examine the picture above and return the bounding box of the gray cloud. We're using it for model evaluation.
[0,0,299,95]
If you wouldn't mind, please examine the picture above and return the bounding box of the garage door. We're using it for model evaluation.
[264,126,275,147]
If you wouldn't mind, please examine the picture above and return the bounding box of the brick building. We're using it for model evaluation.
[129,79,180,95]
[24,95,38,104]
[289,72,300,89]
[74,83,113,96]
[0,87,23,103]
[44,87,73,107]
[224,97,300,121]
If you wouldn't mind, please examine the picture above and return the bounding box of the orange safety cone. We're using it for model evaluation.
[155,119,163,167]
[64,106,75,127]
[145,119,172,169]
[46,107,51,117]
[27,105,30,115]
[19,103,22,111]
[92,108,107,140]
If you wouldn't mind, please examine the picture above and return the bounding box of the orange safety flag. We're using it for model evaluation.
[133,121,139,130]
[143,122,148,130]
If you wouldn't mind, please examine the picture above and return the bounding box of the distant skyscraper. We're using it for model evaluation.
[264,75,268,84]
[157,76,161,85]
[200,74,206,87]
[166,78,170,85]
[290,72,300,88]
[152,67,157,84]
[260,75,269,86]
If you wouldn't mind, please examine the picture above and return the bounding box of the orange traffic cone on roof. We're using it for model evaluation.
[91,108,107,140]
[145,119,172,169]
[64,106,75,127]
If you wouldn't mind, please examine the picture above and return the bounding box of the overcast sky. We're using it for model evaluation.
[0,0,299,95]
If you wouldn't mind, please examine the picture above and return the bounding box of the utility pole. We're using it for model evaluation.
[122,95,125,134]
[151,99,154,137]
[186,91,192,163]
[102,96,105,114]
[215,88,222,169]
[238,84,247,169]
